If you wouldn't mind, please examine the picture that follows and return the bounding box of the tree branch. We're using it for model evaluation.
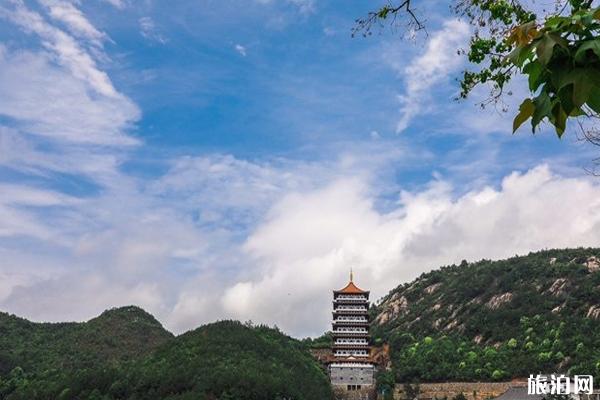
[352,0,426,38]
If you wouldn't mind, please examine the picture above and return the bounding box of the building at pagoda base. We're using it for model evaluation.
[328,273,375,391]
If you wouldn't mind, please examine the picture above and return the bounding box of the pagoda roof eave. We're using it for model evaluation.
[333,281,369,294]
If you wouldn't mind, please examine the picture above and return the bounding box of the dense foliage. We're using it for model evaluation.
[0,310,331,400]
[122,321,332,400]
[301,332,333,349]
[489,4,600,136]
[0,306,172,376]
[371,248,600,382]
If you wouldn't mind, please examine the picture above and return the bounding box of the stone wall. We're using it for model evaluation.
[392,381,527,400]
[331,365,375,386]
[334,387,377,400]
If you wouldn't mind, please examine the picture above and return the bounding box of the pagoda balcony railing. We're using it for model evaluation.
[334,306,367,311]
[334,296,368,302]
[332,321,369,326]
[333,347,370,352]
[333,309,367,314]
[334,317,368,322]
[333,331,369,337]
[334,341,369,346]
[334,338,368,343]
[329,362,375,367]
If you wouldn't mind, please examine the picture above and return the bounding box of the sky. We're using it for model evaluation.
[1,0,600,338]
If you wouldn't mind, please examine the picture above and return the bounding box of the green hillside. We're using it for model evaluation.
[0,309,331,400]
[370,247,600,383]
[123,321,332,400]
[0,306,173,376]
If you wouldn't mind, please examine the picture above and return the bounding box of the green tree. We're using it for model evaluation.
[376,370,396,400]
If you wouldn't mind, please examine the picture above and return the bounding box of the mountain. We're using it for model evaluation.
[123,321,332,400]
[0,306,173,376]
[370,247,600,382]
[0,309,331,400]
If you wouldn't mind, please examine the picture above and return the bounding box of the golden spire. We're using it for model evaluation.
[350,268,354,283]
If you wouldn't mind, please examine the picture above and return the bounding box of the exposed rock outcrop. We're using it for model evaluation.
[586,305,600,320]
[552,302,566,314]
[585,256,600,273]
[424,283,442,295]
[375,293,409,325]
[485,292,513,310]
[547,278,569,297]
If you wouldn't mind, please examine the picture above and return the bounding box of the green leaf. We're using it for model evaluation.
[508,44,533,67]
[535,34,557,65]
[523,61,543,91]
[531,91,552,131]
[513,98,535,132]
[550,63,572,90]
[557,84,576,115]
[547,32,568,49]
[570,108,586,117]
[573,75,592,107]
[551,104,567,137]
[544,15,566,29]
[581,13,594,27]
[559,68,600,107]
[574,40,600,63]
[587,90,600,114]
[377,6,390,19]
[574,69,600,106]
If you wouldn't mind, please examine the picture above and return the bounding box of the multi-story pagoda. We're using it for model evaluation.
[329,271,375,391]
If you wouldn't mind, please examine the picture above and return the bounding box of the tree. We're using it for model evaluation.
[354,0,600,144]
[376,370,396,400]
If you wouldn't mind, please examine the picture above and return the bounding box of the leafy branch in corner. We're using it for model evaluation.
[355,0,600,144]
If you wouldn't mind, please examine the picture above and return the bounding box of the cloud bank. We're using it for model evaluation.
[2,157,600,337]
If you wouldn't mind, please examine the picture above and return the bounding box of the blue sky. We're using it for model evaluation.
[1,0,600,337]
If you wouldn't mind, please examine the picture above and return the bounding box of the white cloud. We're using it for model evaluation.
[1,138,600,337]
[255,0,315,14]
[0,0,117,97]
[0,48,139,145]
[139,16,167,44]
[0,0,139,185]
[102,0,125,8]
[38,0,107,47]
[323,26,335,36]
[218,165,600,337]
[234,44,247,56]
[0,184,79,206]
[288,0,314,13]
[392,19,470,133]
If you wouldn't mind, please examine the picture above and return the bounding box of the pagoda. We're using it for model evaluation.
[329,270,375,391]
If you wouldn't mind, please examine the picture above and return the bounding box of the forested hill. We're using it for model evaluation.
[0,308,332,400]
[0,306,173,376]
[370,247,600,382]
